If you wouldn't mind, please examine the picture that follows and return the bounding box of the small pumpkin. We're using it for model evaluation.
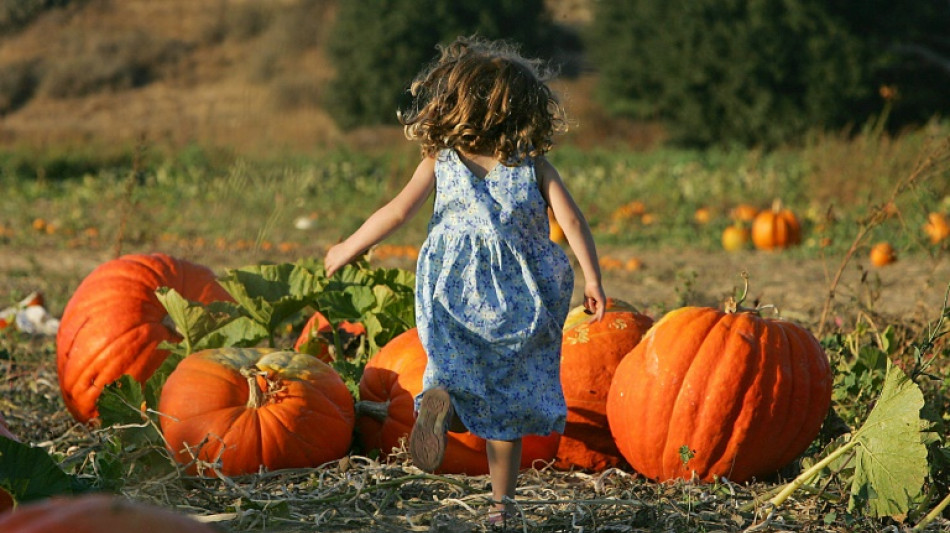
[357,328,560,475]
[752,200,801,251]
[56,254,232,423]
[730,204,759,222]
[606,298,832,483]
[159,347,355,476]
[293,311,366,363]
[923,212,949,244]
[869,242,897,267]
[0,494,217,533]
[721,224,750,252]
[555,299,653,471]
[693,207,712,224]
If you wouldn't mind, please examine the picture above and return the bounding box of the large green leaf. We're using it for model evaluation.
[0,437,81,504]
[218,263,314,333]
[848,360,930,519]
[156,288,239,354]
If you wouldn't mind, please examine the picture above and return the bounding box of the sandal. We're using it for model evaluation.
[484,499,514,530]
[408,387,453,473]
[485,510,507,529]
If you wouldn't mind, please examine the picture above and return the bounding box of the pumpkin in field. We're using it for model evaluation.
[730,204,759,222]
[56,253,232,423]
[721,224,750,252]
[555,299,653,471]
[923,212,949,244]
[693,207,712,224]
[606,298,832,483]
[357,328,560,475]
[0,494,217,533]
[159,347,354,476]
[869,242,897,267]
[293,310,366,363]
[751,200,801,251]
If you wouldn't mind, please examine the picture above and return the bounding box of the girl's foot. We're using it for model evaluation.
[485,502,514,530]
[409,387,453,473]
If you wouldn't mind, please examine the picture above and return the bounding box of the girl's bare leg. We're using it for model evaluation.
[486,438,522,515]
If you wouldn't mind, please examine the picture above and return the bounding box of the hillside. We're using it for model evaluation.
[0,0,654,157]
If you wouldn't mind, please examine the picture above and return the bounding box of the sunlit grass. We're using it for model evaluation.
[1,122,947,260]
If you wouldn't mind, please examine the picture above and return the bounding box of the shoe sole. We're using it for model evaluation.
[409,388,452,473]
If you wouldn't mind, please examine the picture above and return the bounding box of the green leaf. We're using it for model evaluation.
[0,437,80,503]
[218,263,314,335]
[97,376,177,482]
[98,376,163,448]
[194,316,270,350]
[156,288,237,354]
[848,360,929,519]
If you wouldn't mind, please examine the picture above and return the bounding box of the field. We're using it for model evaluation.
[0,120,949,532]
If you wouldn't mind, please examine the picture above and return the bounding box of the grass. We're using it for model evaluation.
[1,121,947,263]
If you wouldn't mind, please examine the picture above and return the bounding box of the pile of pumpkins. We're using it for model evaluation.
[46,253,834,486]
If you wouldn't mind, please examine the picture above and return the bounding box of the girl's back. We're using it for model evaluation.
[415,148,574,441]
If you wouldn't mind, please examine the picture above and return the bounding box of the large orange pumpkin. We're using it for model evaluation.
[56,253,232,423]
[293,311,366,363]
[606,303,832,483]
[751,201,801,251]
[159,347,355,476]
[357,328,560,475]
[0,494,217,532]
[554,299,653,471]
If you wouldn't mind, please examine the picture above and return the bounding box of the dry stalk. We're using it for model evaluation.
[817,136,950,338]
[113,133,148,258]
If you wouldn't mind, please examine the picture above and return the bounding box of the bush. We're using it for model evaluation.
[588,0,950,147]
[324,0,570,129]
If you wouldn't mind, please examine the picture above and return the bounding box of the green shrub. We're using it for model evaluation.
[588,0,950,147]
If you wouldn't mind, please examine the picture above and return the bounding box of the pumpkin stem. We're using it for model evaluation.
[771,198,783,212]
[725,271,752,313]
[724,272,782,317]
[354,400,390,422]
[240,367,266,409]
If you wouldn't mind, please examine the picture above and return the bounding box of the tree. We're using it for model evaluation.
[324,0,570,129]
[588,0,950,147]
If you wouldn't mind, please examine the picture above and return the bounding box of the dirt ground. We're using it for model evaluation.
[2,244,948,331]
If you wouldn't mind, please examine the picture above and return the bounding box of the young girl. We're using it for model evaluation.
[324,36,606,525]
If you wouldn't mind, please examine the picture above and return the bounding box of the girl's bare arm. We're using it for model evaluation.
[324,157,436,277]
[536,157,606,321]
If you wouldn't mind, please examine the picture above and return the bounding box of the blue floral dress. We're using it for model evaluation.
[415,149,574,441]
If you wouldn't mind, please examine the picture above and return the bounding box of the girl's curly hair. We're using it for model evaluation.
[399,36,567,166]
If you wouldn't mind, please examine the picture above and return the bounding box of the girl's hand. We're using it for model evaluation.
[583,283,607,322]
[324,242,355,278]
